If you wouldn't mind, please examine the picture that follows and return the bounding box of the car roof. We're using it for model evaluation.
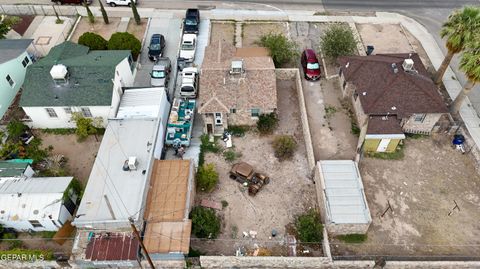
[182,34,196,41]
[304,49,318,59]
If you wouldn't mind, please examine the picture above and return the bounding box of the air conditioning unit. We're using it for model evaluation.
[402,59,414,71]
[128,157,137,171]
[230,60,243,75]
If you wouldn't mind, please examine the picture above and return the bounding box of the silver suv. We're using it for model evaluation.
[150,57,171,88]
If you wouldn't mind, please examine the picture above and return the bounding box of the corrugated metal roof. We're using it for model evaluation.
[319,160,371,224]
[0,177,73,222]
[85,232,139,261]
[0,162,29,177]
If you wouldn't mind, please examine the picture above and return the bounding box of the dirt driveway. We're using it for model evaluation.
[210,22,235,46]
[191,79,317,256]
[331,135,480,257]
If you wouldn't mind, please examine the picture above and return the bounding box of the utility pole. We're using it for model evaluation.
[128,217,155,269]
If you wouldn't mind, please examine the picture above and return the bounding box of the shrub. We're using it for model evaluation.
[0,16,21,39]
[257,112,279,135]
[295,210,323,243]
[198,134,221,167]
[223,149,242,163]
[221,200,229,208]
[320,24,358,59]
[196,163,218,192]
[2,233,22,250]
[256,33,298,67]
[337,233,367,243]
[226,125,249,137]
[108,32,141,60]
[6,120,28,139]
[42,128,76,135]
[190,206,221,239]
[71,113,102,141]
[78,32,107,50]
[24,138,49,163]
[272,135,297,160]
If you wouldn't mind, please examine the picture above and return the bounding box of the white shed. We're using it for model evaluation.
[314,160,371,235]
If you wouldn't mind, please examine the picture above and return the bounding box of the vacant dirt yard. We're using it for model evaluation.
[37,132,102,185]
[242,22,289,47]
[70,17,147,44]
[191,80,318,256]
[210,22,235,46]
[331,135,480,257]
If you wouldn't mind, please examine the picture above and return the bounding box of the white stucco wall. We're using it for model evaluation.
[23,106,111,129]
[110,57,135,118]
[58,204,73,226]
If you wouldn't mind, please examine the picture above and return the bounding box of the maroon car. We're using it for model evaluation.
[301,49,321,80]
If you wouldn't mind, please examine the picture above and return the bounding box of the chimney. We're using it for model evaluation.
[391,63,398,74]
[402,59,414,71]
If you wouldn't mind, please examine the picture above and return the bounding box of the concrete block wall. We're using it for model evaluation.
[199,256,331,268]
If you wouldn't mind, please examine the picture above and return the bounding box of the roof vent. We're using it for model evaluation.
[122,157,138,171]
[402,59,414,71]
[391,63,398,74]
[50,64,68,80]
[345,62,350,68]
[230,60,244,75]
[391,106,397,111]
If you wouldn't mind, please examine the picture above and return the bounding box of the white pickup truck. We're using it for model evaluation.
[179,67,199,98]
[179,34,197,63]
[106,0,136,7]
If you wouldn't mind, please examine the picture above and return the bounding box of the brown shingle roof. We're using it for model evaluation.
[199,40,276,114]
[338,54,448,118]
[367,116,403,135]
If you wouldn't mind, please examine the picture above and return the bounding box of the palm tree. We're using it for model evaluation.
[450,48,480,114]
[433,6,480,85]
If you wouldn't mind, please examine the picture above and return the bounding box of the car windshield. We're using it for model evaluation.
[185,18,197,26]
[151,70,165,78]
[182,43,194,50]
[150,43,161,50]
[182,86,194,92]
[307,62,320,69]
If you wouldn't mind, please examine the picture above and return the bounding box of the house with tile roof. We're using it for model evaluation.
[199,41,276,135]
[19,41,134,128]
[0,39,34,121]
[338,53,448,153]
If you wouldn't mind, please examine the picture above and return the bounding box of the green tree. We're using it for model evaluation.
[196,163,218,192]
[6,120,28,140]
[107,32,141,60]
[450,48,480,114]
[256,112,279,135]
[295,210,323,243]
[0,15,20,39]
[434,6,480,85]
[190,207,221,239]
[78,32,108,50]
[98,0,109,24]
[256,33,298,67]
[272,135,297,160]
[130,0,141,25]
[320,24,358,59]
[84,3,95,24]
[71,112,102,141]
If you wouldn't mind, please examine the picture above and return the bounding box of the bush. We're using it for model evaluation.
[223,149,242,163]
[6,120,28,139]
[190,206,221,239]
[295,210,323,243]
[107,32,141,60]
[226,125,249,137]
[71,113,102,141]
[272,135,297,160]
[257,113,279,135]
[221,200,229,208]
[337,233,367,243]
[24,138,49,163]
[256,33,298,67]
[42,128,76,135]
[2,233,22,250]
[78,32,108,50]
[196,163,218,192]
[320,24,358,59]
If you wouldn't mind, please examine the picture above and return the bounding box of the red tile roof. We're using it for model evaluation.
[85,232,139,261]
[338,53,448,118]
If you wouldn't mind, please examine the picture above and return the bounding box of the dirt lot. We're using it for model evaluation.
[191,80,318,256]
[37,132,102,185]
[210,22,235,46]
[126,18,148,42]
[0,233,73,254]
[242,22,289,47]
[331,135,480,257]
[70,17,147,44]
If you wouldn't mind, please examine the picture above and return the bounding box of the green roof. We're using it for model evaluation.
[0,161,29,177]
[19,42,131,107]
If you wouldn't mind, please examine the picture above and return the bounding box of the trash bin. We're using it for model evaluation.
[177,57,186,71]
[366,45,374,55]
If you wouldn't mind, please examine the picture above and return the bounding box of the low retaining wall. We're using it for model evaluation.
[275,68,316,171]
[200,256,331,268]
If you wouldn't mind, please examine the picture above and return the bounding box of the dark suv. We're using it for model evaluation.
[148,34,165,61]
[183,9,200,34]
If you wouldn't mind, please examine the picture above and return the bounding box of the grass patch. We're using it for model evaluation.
[365,143,404,160]
[337,233,367,243]
[350,122,360,136]
[36,231,56,239]
[198,134,222,167]
[0,249,54,260]
[324,105,337,118]
[223,149,242,162]
[41,128,76,135]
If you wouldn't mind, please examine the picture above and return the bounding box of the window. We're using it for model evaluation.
[81,107,92,118]
[6,75,15,87]
[230,108,237,114]
[22,56,30,67]
[215,113,223,125]
[29,220,43,228]
[414,113,426,122]
[45,108,58,118]
[251,108,260,117]
[64,107,72,114]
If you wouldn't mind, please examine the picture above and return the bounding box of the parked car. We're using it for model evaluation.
[179,67,199,97]
[150,57,171,87]
[179,34,196,63]
[301,49,321,80]
[183,8,200,34]
[148,34,166,61]
[106,0,136,6]
[52,0,92,5]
